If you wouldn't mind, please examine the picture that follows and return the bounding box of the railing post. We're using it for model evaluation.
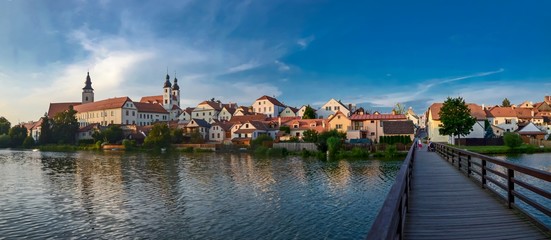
[467,155,471,177]
[451,149,455,164]
[458,152,462,170]
[507,169,515,209]
[481,159,487,188]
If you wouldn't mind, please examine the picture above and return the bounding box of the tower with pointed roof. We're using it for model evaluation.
[82,72,94,104]
[162,74,173,110]
[172,76,180,108]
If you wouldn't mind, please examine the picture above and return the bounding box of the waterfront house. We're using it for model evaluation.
[485,106,519,133]
[185,118,211,140]
[251,95,287,118]
[516,122,547,143]
[327,111,350,134]
[279,106,299,117]
[348,112,408,142]
[209,122,233,143]
[426,103,487,143]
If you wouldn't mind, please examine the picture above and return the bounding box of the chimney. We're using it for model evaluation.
[482,104,485,110]
[278,117,281,126]
[391,109,396,115]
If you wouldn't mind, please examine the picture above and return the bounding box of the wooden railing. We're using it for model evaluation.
[366,140,417,240]
[433,143,551,230]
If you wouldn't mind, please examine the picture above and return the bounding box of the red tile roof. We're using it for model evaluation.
[140,95,163,104]
[229,115,267,123]
[349,113,406,120]
[74,97,132,113]
[134,102,168,114]
[255,95,286,107]
[486,106,517,118]
[428,103,486,120]
[48,102,81,118]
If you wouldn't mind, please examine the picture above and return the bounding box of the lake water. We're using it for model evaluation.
[492,153,551,228]
[0,149,402,239]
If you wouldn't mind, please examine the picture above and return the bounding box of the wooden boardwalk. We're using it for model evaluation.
[404,146,548,240]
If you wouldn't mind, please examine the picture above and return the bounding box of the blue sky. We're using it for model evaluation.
[1,0,551,124]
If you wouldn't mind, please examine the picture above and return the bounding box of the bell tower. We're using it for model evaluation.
[162,74,173,110]
[82,72,94,104]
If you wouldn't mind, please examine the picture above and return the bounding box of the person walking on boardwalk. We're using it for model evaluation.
[417,139,422,149]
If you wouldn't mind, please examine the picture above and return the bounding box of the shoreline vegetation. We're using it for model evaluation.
[456,144,551,155]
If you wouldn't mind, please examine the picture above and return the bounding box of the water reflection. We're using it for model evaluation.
[0,149,402,239]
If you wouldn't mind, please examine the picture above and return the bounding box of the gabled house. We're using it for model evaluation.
[485,106,519,133]
[281,118,328,140]
[233,106,253,116]
[178,107,194,122]
[219,105,237,121]
[185,118,211,140]
[191,100,224,123]
[327,111,350,134]
[231,121,278,145]
[134,102,170,126]
[209,122,234,143]
[74,97,139,127]
[279,106,299,117]
[76,123,101,141]
[426,103,487,143]
[296,105,316,118]
[348,112,407,142]
[516,122,547,143]
[251,95,287,118]
[317,98,356,119]
[518,101,534,109]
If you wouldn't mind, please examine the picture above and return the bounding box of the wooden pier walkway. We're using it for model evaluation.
[403,147,548,240]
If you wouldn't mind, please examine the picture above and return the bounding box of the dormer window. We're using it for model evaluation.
[293,124,299,128]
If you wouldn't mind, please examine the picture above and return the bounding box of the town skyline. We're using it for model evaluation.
[1,1,551,124]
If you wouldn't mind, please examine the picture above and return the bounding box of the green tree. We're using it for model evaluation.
[503,133,523,149]
[484,120,495,139]
[22,136,35,148]
[171,128,184,144]
[279,126,290,134]
[189,131,205,144]
[102,125,124,144]
[438,97,477,146]
[251,134,273,149]
[144,123,171,149]
[316,129,346,152]
[39,115,52,145]
[0,116,11,135]
[9,125,27,147]
[326,136,342,158]
[302,129,318,143]
[0,134,11,148]
[302,105,316,119]
[393,103,406,114]
[51,106,79,144]
[502,98,511,107]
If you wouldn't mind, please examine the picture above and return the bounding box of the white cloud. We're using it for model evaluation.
[227,61,261,73]
[274,60,290,71]
[297,36,315,49]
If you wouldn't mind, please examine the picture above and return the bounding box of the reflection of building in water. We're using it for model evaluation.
[323,160,351,191]
[288,157,307,185]
[229,154,277,197]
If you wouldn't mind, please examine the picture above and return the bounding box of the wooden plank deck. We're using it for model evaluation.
[404,146,548,240]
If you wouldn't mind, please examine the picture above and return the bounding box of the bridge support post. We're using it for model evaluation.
[458,152,462,170]
[507,169,515,209]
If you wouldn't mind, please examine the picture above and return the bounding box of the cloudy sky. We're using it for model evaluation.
[1,0,550,124]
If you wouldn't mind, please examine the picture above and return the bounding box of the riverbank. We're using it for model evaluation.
[457,144,551,154]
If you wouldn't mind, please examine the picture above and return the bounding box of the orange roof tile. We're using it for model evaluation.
[74,97,132,113]
[48,102,81,118]
[134,102,168,114]
[140,95,163,104]
[255,95,286,107]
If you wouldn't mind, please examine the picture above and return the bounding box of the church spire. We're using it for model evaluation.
[164,73,172,88]
[83,72,93,90]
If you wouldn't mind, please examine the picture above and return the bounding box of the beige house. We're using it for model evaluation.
[426,103,487,143]
[252,95,287,118]
[134,102,170,126]
[327,111,350,133]
[348,112,408,142]
[485,106,519,133]
[185,119,211,140]
[219,105,237,121]
[282,118,327,139]
[74,97,138,127]
[209,122,233,143]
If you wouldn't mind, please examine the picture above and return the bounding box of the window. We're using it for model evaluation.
[495,120,498,125]
[212,133,214,138]
[371,120,374,123]
[126,120,129,124]
[293,124,299,128]
[505,119,512,124]
[165,100,168,104]
[132,111,135,116]
[126,110,129,116]
[326,106,330,111]
[196,113,199,116]
[203,112,205,116]
[217,133,220,138]
[269,107,272,111]
[246,124,249,128]
[337,115,341,119]
[336,124,342,129]
[371,132,375,136]
[165,89,168,93]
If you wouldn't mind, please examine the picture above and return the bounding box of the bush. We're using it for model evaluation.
[503,133,523,149]
[78,139,95,145]
[251,135,273,150]
[254,146,269,156]
[267,147,288,157]
[326,136,342,158]
[122,139,137,150]
[22,136,35,149]
[385,144,397,159]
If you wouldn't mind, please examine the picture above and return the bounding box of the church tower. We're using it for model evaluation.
[172,76,180,108]
[162,74,173,110]
[82,72,94,104]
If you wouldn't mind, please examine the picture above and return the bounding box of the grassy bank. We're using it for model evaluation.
[457,144,551,154]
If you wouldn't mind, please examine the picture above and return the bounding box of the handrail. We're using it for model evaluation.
[433,142,551,230]
[366,139,417,240]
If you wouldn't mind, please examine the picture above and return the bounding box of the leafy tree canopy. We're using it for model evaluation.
[39,114,52,145]
[0,116,11,135]
[393,103,406,115]
[302,129,318,143]
[302,105,316,119]
[52,106,79,144]
[9,125,27,147]
[144,123,171,149]
[438,97,477,143]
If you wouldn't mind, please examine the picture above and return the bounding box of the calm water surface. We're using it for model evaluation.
[0,149,402,239]
[492,153,551,227]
